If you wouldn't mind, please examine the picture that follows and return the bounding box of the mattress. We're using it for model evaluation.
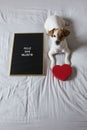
[0,6,87,130]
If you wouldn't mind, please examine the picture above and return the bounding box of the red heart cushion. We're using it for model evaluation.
[52,64,72,81]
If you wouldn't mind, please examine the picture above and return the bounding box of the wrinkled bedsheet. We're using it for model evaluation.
[0,8,87,130]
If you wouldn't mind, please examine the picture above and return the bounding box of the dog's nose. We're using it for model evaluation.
[56,41,60,45]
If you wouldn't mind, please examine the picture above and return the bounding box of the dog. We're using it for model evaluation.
[44,15,71,69]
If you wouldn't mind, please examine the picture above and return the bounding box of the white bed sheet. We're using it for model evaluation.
[0,7,87,130]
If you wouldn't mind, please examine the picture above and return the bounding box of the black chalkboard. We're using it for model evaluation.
[10,33,44,75]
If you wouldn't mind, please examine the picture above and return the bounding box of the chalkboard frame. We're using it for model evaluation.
[9,33,44,76]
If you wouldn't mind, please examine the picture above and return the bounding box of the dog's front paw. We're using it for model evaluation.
[65,59,71,65]
[50,62,55,69]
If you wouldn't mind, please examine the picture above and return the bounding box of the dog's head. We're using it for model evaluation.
[48,28,70,45]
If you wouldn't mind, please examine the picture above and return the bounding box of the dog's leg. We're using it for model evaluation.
[63,39,71,64]
[65,48,71,65]
[48,51,55,69]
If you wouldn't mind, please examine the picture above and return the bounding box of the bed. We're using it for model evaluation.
[0,0,87,130]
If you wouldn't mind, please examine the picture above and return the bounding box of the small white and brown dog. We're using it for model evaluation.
[44,15,71,69]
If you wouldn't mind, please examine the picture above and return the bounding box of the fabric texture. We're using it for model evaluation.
[0,7,87,130]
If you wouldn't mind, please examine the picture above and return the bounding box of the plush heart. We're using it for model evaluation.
[52,64,72,81]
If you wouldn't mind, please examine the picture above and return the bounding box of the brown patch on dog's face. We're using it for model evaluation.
[48,28,56,37]
[58,28,70,41]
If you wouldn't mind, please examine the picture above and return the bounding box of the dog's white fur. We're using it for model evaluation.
[44,15,71,69]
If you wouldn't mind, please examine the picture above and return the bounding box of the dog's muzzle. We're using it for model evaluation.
[56,41,60,45]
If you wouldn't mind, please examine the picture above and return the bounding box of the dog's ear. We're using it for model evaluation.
[62,28,70,37]
[58,28,70,40]
[48,28,55,37]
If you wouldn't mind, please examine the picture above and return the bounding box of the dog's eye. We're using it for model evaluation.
[53,35,56,37]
